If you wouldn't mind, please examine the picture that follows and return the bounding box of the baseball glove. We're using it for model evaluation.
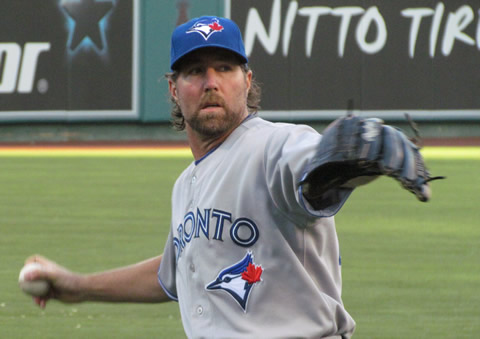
[299,115,444,206]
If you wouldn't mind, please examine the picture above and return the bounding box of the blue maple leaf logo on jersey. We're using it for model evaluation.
[206,251,263,312]
[186,18,224,40]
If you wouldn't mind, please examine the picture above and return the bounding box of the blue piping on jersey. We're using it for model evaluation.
[194,114,256,166]
[194,144,220,165]
[157,275,178,302]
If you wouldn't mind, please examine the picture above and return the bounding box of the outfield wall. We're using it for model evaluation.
[0,0,479,142]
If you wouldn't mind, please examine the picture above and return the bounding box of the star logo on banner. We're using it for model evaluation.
[60,0,114,53]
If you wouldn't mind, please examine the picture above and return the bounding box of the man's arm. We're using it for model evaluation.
[23,255,170,308]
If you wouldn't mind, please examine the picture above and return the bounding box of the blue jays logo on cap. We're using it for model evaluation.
[170,16,248,70]
[206,251,263,312]
[187,18,224,41]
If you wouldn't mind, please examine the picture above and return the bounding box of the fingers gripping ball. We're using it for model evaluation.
[299,115,444,203]
[18,262,50,297]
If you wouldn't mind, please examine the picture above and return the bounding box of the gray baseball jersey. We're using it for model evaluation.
[158,116,356,338]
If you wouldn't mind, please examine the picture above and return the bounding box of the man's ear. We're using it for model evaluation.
[246,70,252,93]
[168,79,178,101]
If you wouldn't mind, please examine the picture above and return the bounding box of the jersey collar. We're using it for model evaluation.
[194,114,256,166]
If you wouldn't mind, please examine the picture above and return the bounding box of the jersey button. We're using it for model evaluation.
[196,305,203,316]
[190,263,195,272]
[191,175,197,184]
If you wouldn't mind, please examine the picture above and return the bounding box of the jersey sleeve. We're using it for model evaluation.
[264,124,353,220]
[157,230,178,301]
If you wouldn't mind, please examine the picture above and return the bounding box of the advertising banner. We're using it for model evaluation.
[228,0,480,120]
[0,0,139,121]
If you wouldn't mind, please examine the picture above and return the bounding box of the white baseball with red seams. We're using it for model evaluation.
[18,262,50,297]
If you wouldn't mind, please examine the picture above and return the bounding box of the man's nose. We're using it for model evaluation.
[204,68,218,91]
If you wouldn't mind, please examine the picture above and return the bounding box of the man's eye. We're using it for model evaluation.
[218,65,232,72]
[188,67,203,75]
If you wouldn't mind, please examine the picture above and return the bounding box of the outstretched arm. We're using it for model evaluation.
[23,255,170,309]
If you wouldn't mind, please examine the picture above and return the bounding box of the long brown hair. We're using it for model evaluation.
[165,64,261,131]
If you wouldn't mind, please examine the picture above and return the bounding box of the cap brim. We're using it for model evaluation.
[171,45,248,70]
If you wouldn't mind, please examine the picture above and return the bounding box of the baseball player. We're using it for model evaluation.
[22,16,442,338]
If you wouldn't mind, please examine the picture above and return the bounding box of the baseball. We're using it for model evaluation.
[18,262,50,297]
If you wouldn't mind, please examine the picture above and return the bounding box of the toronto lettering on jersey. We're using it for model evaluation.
[173,208,260,261]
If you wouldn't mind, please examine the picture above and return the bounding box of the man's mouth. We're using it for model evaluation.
[199,94,225,112]
[202,103,220,108]
[200,99,224,111]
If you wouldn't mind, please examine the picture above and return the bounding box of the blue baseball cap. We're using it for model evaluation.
[170,16,248,70]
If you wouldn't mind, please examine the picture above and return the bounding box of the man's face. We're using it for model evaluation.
[169,48,252,140]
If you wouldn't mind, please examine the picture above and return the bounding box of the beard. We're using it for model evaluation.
[185,92,247,139]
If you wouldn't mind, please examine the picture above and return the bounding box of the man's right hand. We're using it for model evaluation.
[23,255,86,308]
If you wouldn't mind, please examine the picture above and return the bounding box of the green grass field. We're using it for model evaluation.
[0,148,479,338]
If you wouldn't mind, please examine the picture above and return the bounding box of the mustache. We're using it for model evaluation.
[198,92,225,109]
